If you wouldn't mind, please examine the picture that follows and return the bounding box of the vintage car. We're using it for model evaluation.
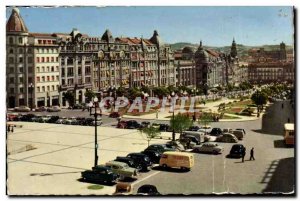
[228,144,246,158]
[14,106,30,112]
[47,106,61,112]
[216,133,238,143]
[192,143,224,154]
[81,165,119,184]
[105,161,137,180]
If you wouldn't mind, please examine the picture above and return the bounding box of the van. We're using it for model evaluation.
[284,123,294,145]
[180,131,205,143]
[232,130,244,140]
[159,151,194,170]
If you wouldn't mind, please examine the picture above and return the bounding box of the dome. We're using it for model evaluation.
[195,41,209,61]
[182,46,195,54]
[6,7,28,33]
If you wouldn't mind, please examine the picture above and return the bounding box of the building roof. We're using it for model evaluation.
[29,32,56,38]
[206,49,219,57]
[6,8,28,33]
[101,29,114,42]
[116,37,154,46]
[182,46,195,54]
[149,30,164,47]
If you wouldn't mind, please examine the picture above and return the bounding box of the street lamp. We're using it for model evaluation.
[29,83,34,111]
[171,91,176,141]
[89,97,102,167]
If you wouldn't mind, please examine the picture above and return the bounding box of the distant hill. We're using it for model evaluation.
[170,42,293,58]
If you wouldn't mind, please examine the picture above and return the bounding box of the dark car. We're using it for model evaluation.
[72,104,84,109]
[109,112,120,118]
[20,114,36,122]
[228,144,246,158]
[141,121,150,128]
[188,126,201,131]
[114,156,136,169]
[159,124,170,132]
[126,153,152,171]
[145,144,176,154]
[82,118,94,126]
[81,165,119,184]
[126,120,141,129]
[137,184,160,195]
[47,116,60,123]
[210,128,223,136]
[141,150,161,164]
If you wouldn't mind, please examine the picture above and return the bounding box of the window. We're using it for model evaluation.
[42,86,45,92]
[41,57,45,62]
[37,87,40,92]
[28,48,32,53]
[46,57,49,62]
[18,37,23,44]
[47,76,50,81]
[47,67,49,72]
[56,66,59,71]
[9,49,13,54]
[56,57,58,62]
[37,77,40,82]
[10,88,14,94]
[9,57,14,64]
[52,85,55,91]
[28,77,32,83]
[42,67,45,72]
[47,86,50,91]
[51,57,54,62]
[28,67,33,73]
[51,66,54,72]
[19,48,23,54]
[38,40,42,44]
[19,68,23,73]
[56,76,59,81]
[19,77,23,83]
[19,57,23,63]
[37,57,40,63]
[37,67,40,72]
[28,57,33,63]
[9,77,14,84]
[19,87,24,93]
[9,37,13,44]
[51,76,54,81]
[42,76,45,82]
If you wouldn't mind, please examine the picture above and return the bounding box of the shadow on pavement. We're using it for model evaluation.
[77,178,116,186]
[261,157,295,194]
[273,140,294,149]
[151,166,190,173]
[30,171,82,176]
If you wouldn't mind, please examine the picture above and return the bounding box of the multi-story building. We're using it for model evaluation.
[6,8,60,108]
[57,29,176,106]
[174,47,196,87]
[247,42,294,84]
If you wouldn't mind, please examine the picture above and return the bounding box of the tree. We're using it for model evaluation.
[64,91,75,107]
[170,113,193,141]
[116,86,126,97]
[139,126,161,147]
[85,90,95,102]
[251,90,268,116]
[198,112,212,133]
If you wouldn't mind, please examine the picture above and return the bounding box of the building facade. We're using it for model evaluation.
[247,42,294,84]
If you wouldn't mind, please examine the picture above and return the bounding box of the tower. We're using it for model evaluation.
[230,38,238,58]
[280,41,287,60]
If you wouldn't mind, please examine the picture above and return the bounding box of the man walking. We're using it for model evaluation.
[242,147,246,162]
[250,147,255,161]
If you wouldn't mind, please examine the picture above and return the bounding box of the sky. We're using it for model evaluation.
[6,6,294,47]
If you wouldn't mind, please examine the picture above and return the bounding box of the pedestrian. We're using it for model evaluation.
[204,101,206,106]
[249,147,255,161]
[186,139,191,149]
[288,118,290,123]
[242,147,246,162]
[193,115,196,122]
[282,103,284,109]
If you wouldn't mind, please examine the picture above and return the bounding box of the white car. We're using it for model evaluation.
[14,106,30,112]
[192,143,224,154]
[47,106,61,112]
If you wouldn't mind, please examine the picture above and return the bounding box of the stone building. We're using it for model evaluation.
[174,47,196,87]
[6,8,60,108]
[247,42,294,84]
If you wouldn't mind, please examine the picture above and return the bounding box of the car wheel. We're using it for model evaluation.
[212,150,218,155]
[136,165,142,171]
[162,164,167,169]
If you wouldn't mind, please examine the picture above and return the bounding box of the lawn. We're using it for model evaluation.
[222,114,241,119]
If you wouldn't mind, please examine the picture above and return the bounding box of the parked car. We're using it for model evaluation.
[199,125,212,133]
[232,130,244,140]
[114,157,136,169]
[90,117,102,126]
[35,106,47,112]
[81,165,119,184]
[63,117,76,125]
[137,184,160,195]
[159,151,194,171]
[216,133,238,143]
[236,128,246,135]
[188,126,201,131]
[141,150,162,164]
[32,115,43,122]
[55,117,67,124]
[7,113,19,121]
[180,135,201,146]
[126,120,141,129]
[47,106,61,112]
[72,104,84,109]
[192,143,224,154]
[117,120,127,129]
[210,128,223,136]
[38,115,52,123]
[82,118,94,126]
[223,128,233,133]
[109,112,120,118]
[140,121,151,128]
[145,144,176,154]
[126,153,152,171]
[228,144,246,158]
[20,114,36,122]
[14,106,30,112]
[152,123,160,129]
[159,124,170,132]
[105,161,137,180]
[47,116,60,123]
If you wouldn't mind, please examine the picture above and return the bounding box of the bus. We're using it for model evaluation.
[284,123,294,146]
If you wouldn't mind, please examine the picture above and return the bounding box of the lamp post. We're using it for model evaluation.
[89,97,102,167]
[171,91,176,141]
[29,83,34,111]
